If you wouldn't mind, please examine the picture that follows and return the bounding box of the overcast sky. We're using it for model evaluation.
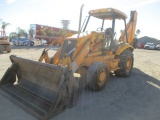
[0,0,160,39]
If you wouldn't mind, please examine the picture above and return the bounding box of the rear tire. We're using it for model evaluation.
[87,62,109,91]
[115,49,134,77]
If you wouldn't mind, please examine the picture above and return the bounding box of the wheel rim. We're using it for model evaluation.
[98,69,107,86]
[126,57,132,72]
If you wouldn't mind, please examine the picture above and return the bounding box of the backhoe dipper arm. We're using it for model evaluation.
[38,49,50,63]
[119,11,137,45]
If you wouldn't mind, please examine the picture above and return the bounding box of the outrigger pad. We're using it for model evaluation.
[0,55,79,120]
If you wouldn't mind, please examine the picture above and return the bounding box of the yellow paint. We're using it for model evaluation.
[115,43,134,55]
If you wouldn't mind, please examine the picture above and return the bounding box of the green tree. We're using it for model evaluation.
[58,29,66,36]
[29,28,35,38]
[16,27,28,45]
[17,27,28,38]
[1,22,10,37]
[9,32,17,41]
[46,29,54,37]
[40,27,47,36]
[23,30,28,38]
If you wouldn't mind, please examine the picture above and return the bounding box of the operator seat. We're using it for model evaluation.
[102,28,113,50]
[103,28,118,53]
[105,28,113,38]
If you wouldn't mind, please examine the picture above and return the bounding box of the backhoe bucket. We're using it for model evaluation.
[0,55,79,120]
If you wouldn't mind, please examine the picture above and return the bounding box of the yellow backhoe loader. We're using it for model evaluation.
[0,5,137,120]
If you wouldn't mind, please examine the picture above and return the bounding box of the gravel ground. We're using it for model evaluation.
[0,45,160,120]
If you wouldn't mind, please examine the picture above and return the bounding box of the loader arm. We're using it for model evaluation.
[71,39,90,73]
[38,49,50,63]
[55,32,104,73]
[52,31,74,46]
[119,11,137,45]
[38,32,75,63]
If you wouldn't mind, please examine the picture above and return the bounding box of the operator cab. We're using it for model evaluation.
[82,8,128,52]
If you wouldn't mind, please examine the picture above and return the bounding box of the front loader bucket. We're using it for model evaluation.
[0,55,79,120]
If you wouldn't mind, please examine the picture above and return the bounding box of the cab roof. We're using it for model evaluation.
[89,8,127,20]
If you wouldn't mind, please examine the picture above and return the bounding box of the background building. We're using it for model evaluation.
[30,24,77,44]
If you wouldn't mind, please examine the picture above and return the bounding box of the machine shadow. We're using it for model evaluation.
[54,67,160,120]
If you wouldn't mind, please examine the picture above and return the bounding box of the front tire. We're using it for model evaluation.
[115,49,134,77]
[87,62,109,91]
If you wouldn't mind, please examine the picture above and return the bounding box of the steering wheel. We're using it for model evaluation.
[96,27,105,32]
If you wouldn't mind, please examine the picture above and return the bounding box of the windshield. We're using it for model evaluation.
[83,16,125,39]
[83,16,112,32]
